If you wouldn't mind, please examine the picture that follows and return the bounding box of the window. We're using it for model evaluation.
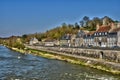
[105,32,107,35]
[119,32,120,36]
[94,33,96,36]
[99,33,101,35]
[102,33,104,35]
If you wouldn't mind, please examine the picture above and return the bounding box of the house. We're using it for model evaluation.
[116,22,120,28]
[60,34,71,47]
[109,27,120,47]
[70,34,76,47]
[83,31,95,47]
[107,32,117,47]
[75,30,85,47]
[29,37,39,45]
[93,21,120,48]
[42,39,56,47]
[117,30,120,47]
[74,18,120,48]
[94,25,111,47]
[107,23,120,47]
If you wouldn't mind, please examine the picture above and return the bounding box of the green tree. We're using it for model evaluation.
[83,16,89,27]
[93,17,102,25]
[80,20,84,27]
[74,22,80,29]
[102,16,114,25]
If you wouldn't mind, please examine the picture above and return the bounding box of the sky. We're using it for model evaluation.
[0,0,120,37]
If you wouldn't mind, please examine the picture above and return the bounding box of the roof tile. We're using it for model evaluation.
[96,25,111,32]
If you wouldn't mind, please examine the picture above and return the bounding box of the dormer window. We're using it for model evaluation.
[102,33,104,35]
[105,32,107,35]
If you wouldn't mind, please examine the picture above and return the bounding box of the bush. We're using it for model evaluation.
[13,42,25,49]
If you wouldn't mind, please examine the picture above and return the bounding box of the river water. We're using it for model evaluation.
[0,46,120,80]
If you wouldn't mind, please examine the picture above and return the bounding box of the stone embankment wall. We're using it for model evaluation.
[28,46,120,63]
[48,47,120,63]
[25,45,120,74]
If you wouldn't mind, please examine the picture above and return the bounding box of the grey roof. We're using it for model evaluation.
[61,34,71,40]
[76,30,85,38]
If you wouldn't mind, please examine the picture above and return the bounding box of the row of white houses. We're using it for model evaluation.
[83,25,120,47]
[29,21,120,48]
[60,23,120,48]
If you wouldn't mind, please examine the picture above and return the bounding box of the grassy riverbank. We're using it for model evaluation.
[10,47,120,75]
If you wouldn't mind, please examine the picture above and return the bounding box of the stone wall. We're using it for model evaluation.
[44,47,120,63]
[26,45,120,63]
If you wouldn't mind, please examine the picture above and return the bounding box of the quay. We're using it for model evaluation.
[25,45,120,74]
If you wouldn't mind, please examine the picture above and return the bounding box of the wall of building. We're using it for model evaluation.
[118,31,120,47]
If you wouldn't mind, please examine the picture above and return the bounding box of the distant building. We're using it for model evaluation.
[117,30,120,46]
[117,22,120,28]
[80,21,120,48]
[60,34,71,47]
[109,27,120,47]
[70,34,76,47]
[94,25,111,47]
[84,31,95,47]
[108,33,117,47]
[75,30,85,47]
[43,39,55,47]
[29,37,39,45]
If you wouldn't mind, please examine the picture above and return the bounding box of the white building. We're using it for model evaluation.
[117,30,120,47]
[29,37,39,45]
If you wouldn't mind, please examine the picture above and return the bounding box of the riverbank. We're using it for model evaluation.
[8,45,120,75]
[1,45,120,80]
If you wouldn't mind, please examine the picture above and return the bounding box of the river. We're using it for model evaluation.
[0,46,120,80]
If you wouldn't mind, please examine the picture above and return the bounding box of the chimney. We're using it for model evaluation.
[96,24,100,31]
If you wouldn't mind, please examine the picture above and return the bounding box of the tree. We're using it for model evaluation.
[114,20,119,23]
[93,17,102,25]
[62,23,67,28]
[87,20,95,30]
[80,20,84,27]
[102,16,114,25]
[88,17,102,30]
[22,34,27,39]
[68,24,74,28]
[0,38,2,44]
[74,22,80,29]
[83,16,89,27]
[83,16,89,21]
[80,16,90,27]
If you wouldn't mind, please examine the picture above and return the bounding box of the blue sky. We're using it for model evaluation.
[0,0,120,37]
